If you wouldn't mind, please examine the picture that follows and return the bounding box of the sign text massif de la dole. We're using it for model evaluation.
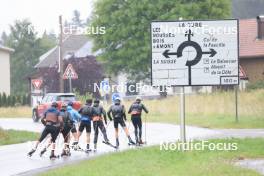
[151,20,239,86]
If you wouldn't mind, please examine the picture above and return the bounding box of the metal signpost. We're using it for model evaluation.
[151,20,239,142]
[63,64,78,92]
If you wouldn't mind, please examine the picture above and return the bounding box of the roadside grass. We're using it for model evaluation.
[0,106,31,118]
[0,128,39,145]
[40,138,264,176]
[0,89,263,128]
[124,89,264,128]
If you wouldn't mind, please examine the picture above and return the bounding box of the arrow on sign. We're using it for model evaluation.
[163,50,179,58]
[202,48,217,57]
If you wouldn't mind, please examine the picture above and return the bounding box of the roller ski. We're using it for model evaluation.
[84,144,92,153]
[128,138,136,146]
[102,140,117,149]
[27,149,36,157]
[39,148,47,157]
[136,139,146,146]
[50,154,60,160]
[72,142,83,151]
[61,150,71,157]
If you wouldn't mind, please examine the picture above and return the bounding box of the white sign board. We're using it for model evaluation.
[151,20,239,86]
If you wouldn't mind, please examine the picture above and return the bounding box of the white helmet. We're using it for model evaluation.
[115,97,121,101]
[136,96,142,101]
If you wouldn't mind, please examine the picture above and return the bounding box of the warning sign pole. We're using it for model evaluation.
[180,87,186,143]
[69,78,72,93]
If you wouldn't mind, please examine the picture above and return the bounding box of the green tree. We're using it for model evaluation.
[39,31,57,53]
[1,31,8,45]
[2,93,7,107]
[16,95,21,105]
[6,20,56,95]
[72,10,83,26]
[7,95,12,107]
[22,95,28,106]
[0,93,2,107]
[90,0,231,81]
[11,95,16,107]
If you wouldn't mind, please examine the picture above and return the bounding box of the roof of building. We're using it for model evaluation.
[239,18,264,58]
[35,35,94,68]
[0,45,15,53]
[232,0,264,19]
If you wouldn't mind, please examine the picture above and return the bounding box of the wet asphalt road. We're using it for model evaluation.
[0,118,263,176]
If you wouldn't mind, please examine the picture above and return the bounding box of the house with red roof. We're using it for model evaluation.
[239,16,264,83]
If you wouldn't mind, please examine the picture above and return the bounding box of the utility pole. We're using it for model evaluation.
[59,15,64,93]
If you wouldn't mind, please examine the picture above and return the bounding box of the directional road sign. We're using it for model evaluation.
[151,20,239,86]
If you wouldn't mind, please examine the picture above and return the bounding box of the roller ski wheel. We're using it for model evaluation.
[50,154,60,160]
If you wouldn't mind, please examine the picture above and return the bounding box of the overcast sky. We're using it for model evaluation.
[0,0,93,35]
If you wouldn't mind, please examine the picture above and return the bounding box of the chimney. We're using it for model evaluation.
[257,15,264,39]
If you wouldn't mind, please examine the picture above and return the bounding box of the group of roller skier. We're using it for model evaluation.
[27,97,148,159]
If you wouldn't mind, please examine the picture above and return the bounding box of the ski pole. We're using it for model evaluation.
[144,114,147,144]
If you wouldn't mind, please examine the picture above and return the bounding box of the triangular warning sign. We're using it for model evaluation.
[32,79,43,89]
[63,64,78,80]
[239,65,247,79]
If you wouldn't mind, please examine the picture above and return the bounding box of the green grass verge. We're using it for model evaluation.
[124,89,264,129]
[40,138,264,176]
[0,106,31,118]
[0,89,263,129]
[0,128,39,145]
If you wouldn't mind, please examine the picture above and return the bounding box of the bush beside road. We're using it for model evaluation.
[40,138,264,176]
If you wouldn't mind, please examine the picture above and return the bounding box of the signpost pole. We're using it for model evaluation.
[180,86,186,143]
[69,78,72,93]
[235,85,238,122]
[59,15,64,93]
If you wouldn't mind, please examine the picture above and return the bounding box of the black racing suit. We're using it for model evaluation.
[60,109,74,142]
[107,103,127,129]
[39,107,62,143]
[128,102,148,142]
[78,104,94,133]
[93,105,109,144]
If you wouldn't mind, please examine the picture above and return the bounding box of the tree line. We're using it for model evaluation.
[0,93,30,107]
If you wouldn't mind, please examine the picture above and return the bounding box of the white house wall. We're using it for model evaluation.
[0,51,10,95]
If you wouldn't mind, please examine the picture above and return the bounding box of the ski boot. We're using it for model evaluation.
[50,152,58,160]
[85,144,92,153]
[94,143,97,152]
[39,148,47,157]
[61,150,69,157]
[27,149,36,157]
[139,139,144,145]
[115,138,119,149]
[128,136,136,145]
